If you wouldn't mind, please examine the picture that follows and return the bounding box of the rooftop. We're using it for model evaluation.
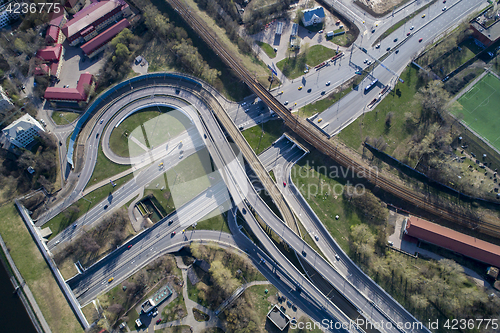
[44,73,93,101]
[267,305,290,331]
[303,6,325,22]
[404,216,500,267]
[36,44,62,62]
[62,0,122,39]
[81,19,130,55]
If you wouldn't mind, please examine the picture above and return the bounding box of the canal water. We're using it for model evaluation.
[0,260,37,333]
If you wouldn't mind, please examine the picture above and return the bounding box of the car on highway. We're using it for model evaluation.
[395,50,399,54]
[96,133,99,139]
[314,235,319,241]
[410,26,414,30]
[355,70,362,75]
[375,43,381,49]
[73,224,77,228]
[283,182,286,187]
[284,101,288,105]
[100,119,104,124]
[419,38,423,42]
[128,245,132,249]
[242,208,246,215]
[335,254,340,260]
[371,29,375,33]
[302,250,306,257]
[307,88,312,93]
[393,38,398,42]
[108,277,114,283]
[321,91,325,95]
[442,6,446,11]
[171,231,176,237]
[386,47,391,51]
[104,204,108,210]
[422,14,426,18]
[298,86,303,90]
[407,32,410,36]
[326,81,330,86]
[363,59,368,63]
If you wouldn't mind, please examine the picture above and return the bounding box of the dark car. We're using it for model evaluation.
[104,205,108,209]
[96,133,99,139]
[242,208,246,215]
[386,47,391,51]
[393,38,398,42]
[128,245,132,249]
[156,319,161,325]
[307,88,312,93]
[395,50,399,54]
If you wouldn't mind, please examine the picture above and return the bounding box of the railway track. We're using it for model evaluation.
[166,0,500,238]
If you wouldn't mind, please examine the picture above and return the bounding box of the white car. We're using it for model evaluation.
[284,101,288,105]
[314,235,319,241]
[410,26,414,30]
[100,119,104,124]
[326,81,331,86]
[442,6,446,11]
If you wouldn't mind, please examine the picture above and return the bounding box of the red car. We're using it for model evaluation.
[156,319,161,325]
[407,32,410,36]
[128,245,132,249]
[283,182,287,187]
[419,38,423,42]
[171,231,176,237]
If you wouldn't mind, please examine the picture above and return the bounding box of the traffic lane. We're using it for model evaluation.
[71,181,229,300]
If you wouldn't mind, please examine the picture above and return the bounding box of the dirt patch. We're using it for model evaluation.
[354,0,409,16]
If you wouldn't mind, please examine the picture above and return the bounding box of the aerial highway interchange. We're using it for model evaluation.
[25,0,492,332]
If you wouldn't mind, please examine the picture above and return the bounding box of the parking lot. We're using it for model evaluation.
[55,42,106,88]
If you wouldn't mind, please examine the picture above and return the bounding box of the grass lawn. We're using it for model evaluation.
[109,106,190,158]
[161,292,188,322]
[241,119,285,154]
[257,41,276,59]
[187,212,230,234]
[276,45,336,79]
[81,302,98,324]
[143,148,220,215]
[427,39,478,76]
[453,72,500,151]
[299,86,352,118]
[86,144,131,189]
[338,65,423,160]
[51,111,80,125]
[291,150,367,253]
[44,174,134,238]
[187,277,211,309]
[0,204,84,333]
[269,170,276,182]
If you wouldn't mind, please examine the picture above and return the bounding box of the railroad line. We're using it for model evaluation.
[166,0,500,238]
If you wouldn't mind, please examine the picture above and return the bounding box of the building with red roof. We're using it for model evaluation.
[62,0,131,46]
[36,44,64,78]
[44,73,94,103]
[81,19,130,58]
[45,11,67,44]
[403,216,500,267]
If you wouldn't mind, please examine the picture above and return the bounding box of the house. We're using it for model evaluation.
[301,6,325,27]
[36,44,64,78]
[267,305,290,331]
[81,19,130,58]
[0,86,14,112]
[470,8,500,47]
[1,114,45,149]
[62,0,131,46]
[64,0,85,14]
[403,216,500,267]
[44,73,94,103]
[46,11,68,44]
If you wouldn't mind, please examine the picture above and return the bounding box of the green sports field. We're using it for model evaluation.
[453,73,500,151]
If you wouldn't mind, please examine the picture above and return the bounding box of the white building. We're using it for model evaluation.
[2,114,45,149]
[301,6,325,27]
[0,1,22,29]
[0,86,13,112]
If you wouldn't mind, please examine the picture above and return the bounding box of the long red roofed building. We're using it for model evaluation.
[81,18,130,58]
[44,73,94,103]
[62,0,131,46]
[403,216,500,267]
